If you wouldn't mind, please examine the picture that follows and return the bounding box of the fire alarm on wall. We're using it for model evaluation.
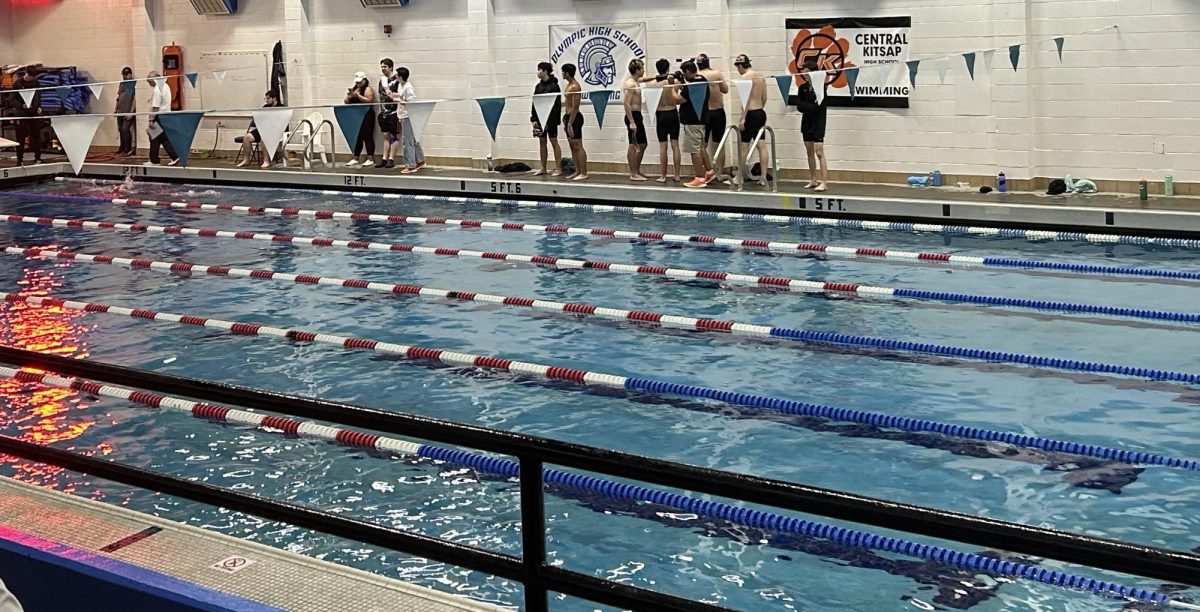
[384,24,392,36]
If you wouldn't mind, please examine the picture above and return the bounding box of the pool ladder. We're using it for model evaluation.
[281,117,336,171]
[711,125,779,192]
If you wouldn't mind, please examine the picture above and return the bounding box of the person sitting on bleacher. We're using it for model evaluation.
[236,90,282,169]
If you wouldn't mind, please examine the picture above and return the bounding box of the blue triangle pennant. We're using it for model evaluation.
[55,86,72,102]
[906,60,920,88]
[963,52,977,80]
[333,105,370,150]
[587,90,613,129]
[476,97,505,141]
[845,68,859,100]
[1054,37,1065,62]
[185,72,199,88]
[686,81,708,120]
[157,111,205,167]
[1009,44,1021,71]
[774,74,792,101]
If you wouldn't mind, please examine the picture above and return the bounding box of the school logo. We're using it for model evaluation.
[550,24,646,93]
[579,38,618,88]
[787,25,856,90]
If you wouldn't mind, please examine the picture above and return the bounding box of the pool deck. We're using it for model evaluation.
[3,157,1200,235]
[0,476,499,612]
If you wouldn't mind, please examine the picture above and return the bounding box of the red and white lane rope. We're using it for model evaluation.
[0,366,421,455]
[27,192,1200,280]
[0,214,915,291]
[10,247,1200,328]
[106,195,995,263]
[54,177,1200,249]
[4,292,1198,470]
[11,215,1200,305]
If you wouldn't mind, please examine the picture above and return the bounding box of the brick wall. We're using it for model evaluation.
[5,0,1198,183]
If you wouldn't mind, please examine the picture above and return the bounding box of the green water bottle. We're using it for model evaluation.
[1138,178,1148,202]
[1165,175,1174,197]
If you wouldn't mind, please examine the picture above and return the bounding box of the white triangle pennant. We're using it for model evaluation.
[982,49,996,71]
[641,86,663,123]
[936,57,950,84]
[51,114,105,175]
[214,71,227,85]
[88,83,105,99]
[733,79,752,109]
[18,89,35,108]
[810,72,827,106]
[250,107,293,161]
[406,100,436,143]
[154,76,168,93]
[532,93,558,132]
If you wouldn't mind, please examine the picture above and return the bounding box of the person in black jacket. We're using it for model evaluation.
[12,67,44,165]
[797,58,829,191]
[531,62,562,176]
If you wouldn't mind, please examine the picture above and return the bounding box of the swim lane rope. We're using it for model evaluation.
[3,293,1196,472]
[48,178,1200,250]
[1,365,1191,608]
[5,214,1200,326]
[12,191,1200,282]
[9,246,1200,382]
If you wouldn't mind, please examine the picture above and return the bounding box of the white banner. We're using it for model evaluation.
[786,17,912,108]
[549,23,647,99]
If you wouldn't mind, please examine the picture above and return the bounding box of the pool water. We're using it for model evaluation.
[0,179,1197,611]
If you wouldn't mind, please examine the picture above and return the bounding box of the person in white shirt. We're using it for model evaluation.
[144,71,179,166]
[395,67,426,174]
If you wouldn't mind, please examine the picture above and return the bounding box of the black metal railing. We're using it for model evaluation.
[0,345,1197,612]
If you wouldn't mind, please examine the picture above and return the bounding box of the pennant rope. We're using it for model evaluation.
[0,25,1118,126]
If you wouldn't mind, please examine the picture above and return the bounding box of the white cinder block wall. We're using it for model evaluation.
[4,0,1197,182]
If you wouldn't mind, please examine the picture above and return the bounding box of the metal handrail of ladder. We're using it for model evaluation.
[710,126,740,183]
[281,119,335,170]
[736,125,779,192]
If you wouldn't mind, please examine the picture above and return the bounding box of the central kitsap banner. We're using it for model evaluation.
[549,23,647,99]
[786,16,912,108]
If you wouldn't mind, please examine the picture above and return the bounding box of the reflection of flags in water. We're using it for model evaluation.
[0,261,94,485]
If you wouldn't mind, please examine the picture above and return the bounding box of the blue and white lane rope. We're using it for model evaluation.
[7,293,1198,472]
[52,177,1200,250]
[14,247,1200,383]
[10,214,1200,327]
[15,191,1200,282]
[5,365,1188,608]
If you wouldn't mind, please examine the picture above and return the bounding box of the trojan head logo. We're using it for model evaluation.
[579,38,618,88]
[788,25,856,90]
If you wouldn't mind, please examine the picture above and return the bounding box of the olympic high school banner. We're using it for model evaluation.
[785,17,912,108]
[549,23,647,97]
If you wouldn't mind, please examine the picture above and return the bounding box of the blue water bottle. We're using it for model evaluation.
[997,172,1007,193]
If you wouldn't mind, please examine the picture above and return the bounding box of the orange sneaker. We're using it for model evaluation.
[684,177,708,188]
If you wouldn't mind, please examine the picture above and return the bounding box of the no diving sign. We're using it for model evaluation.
[211,555,257,574]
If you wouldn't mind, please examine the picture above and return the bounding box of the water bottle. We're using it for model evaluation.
[997,172,1007,193]
[1139,178,1148,202]
[486,154,494,172]
[1165,175,1174,197]
[932,170,943,187]
[927,171,935,186]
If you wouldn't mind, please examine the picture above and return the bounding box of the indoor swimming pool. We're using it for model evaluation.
[0,178,1196,611]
